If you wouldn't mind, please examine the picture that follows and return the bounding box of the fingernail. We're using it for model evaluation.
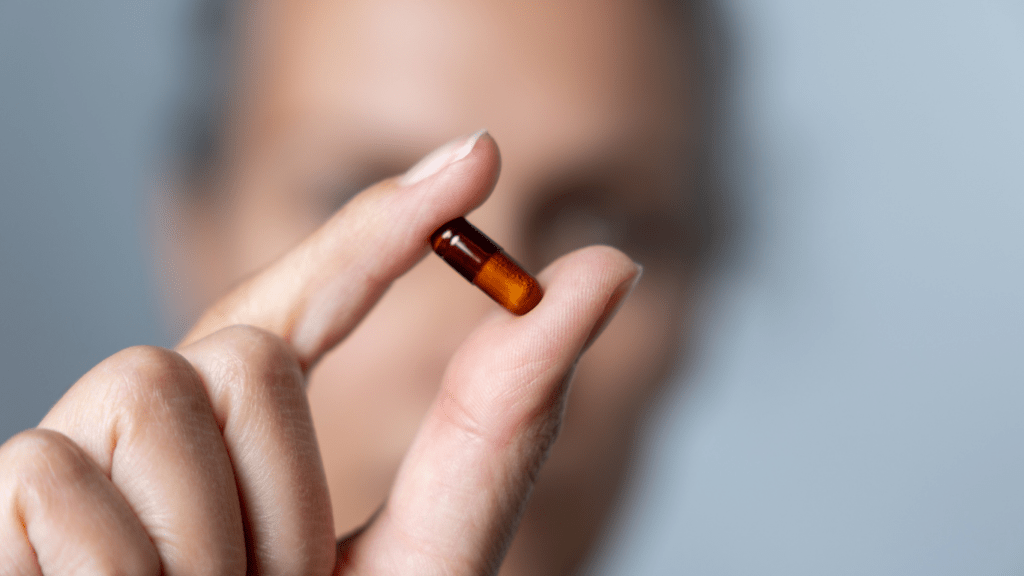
[581,261,643,353]
[400,129,488,186]
[612,262,644,319]
[629,262,644,292]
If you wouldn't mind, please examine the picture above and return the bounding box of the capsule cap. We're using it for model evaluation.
[430,217,499,282]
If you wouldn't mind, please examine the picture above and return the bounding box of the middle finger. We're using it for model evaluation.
[177,325,336,576]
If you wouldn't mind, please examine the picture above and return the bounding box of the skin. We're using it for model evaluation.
[0,0,700,574]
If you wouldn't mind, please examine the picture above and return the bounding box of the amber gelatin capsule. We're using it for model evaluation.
[430,217,543,315]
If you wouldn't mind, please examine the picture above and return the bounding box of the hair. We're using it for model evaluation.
[171,0,733,269]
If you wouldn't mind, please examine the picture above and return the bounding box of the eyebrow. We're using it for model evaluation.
[526,154,688,211]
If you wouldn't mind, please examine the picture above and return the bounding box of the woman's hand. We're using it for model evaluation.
[0,132,640,575]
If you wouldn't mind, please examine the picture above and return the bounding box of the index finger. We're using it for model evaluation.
[179,130,498,369]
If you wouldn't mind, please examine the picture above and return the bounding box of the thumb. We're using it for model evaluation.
[337,246,642,574]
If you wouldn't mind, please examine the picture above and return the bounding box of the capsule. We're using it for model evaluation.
[430,217,543,315]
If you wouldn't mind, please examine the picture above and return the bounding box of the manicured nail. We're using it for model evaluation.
[399,129,488,186]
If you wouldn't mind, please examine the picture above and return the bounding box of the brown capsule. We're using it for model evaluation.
[430,217,544,315]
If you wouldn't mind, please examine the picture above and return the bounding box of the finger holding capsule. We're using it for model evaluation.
[181,130,501,367]
[337,245,641,574]
[431,217,544,315]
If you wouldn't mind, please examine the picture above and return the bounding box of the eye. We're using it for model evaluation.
[523,181,696,271]
[523,186,624,269]
[620,209,696,267]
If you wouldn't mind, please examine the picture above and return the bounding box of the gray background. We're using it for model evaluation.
[2,0,1023,573]
[1,0,179,436]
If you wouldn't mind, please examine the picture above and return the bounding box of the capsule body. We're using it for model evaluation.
[430,217,543,315]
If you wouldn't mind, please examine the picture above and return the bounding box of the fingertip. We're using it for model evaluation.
[183,131,505,365]
[475,130,502,182]
[454,245,640,387]
[516,245,641,358]
[398,129,502,222]
[535,244,636,283]
[348,245,641,572]
[533,245,641,314]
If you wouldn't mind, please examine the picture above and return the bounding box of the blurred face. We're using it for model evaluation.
[177,0,701,572]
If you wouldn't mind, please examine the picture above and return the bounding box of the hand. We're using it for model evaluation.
[0,132,641,575]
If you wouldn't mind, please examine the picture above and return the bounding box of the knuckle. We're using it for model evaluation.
[221,324,299,371]
[108,345,196,385]
[0,431,162,576]
[102,345,206,416]
[0,429,93,496]
[438,386,492,447]
[108,342,199,387]
[207,324,303,392]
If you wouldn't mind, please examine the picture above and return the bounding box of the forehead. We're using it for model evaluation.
[239,0,696,163]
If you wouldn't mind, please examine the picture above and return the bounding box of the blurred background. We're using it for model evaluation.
[1,0,1022,573]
